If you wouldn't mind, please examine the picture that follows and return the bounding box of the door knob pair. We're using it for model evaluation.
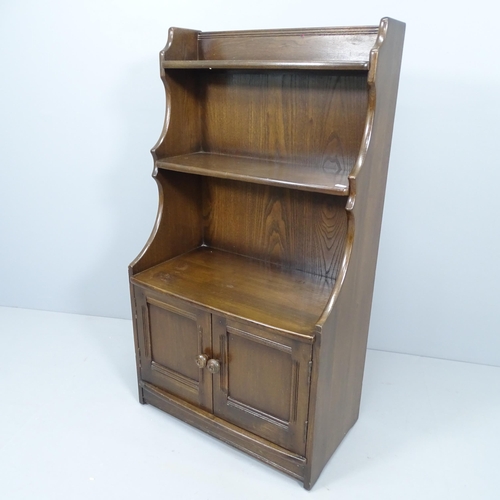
[195,354,220,374]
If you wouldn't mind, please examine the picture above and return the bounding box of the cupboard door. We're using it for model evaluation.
[212,316,312,455]
[136,290,213,411]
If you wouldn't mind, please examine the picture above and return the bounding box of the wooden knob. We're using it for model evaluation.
[195,354,208,369]
[207,359,220,374]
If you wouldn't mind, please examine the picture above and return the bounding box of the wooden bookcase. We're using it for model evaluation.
[129,17,405,489]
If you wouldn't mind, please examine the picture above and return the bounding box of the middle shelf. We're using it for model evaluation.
[131,247,335,337]
[156,152,350,195]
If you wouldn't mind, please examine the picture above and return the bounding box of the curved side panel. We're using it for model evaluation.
[314,209,355,330]
[130,28,204,276]
[129,168,203,276]
[347,16,388,194]
[315,16,404,333]
[129,168,162,275]
[314,19,389,326]
[129,167,164,276]
[152,28,201,162]
[305,17,405,489]
[150,63,172,163]
[161,27,199,61]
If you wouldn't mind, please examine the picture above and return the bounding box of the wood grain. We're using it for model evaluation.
[140,381,307,480]
[148,301,201,382]
[200,70,368,170]
[212,317,312,456]
[157,152,350,195]
[152,70,201,161]
[131,247,333,336]
[203,178,347,279]
[198,27,378,63]
[128,170,203,275]
[162,60,369,70]
[134,290,213,411]
[224,329,293,422]
[303,18,406,489]
[129,18,405,490]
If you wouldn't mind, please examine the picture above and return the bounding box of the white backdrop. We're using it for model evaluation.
[1,1,499,366]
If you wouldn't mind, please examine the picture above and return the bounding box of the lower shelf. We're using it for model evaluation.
[131,247,334,336]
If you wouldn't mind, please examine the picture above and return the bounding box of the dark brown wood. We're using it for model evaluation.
[202,178,348,278]
[154,69,368,193]
[200,71,367,165]
[140,381,307,479]
[152,70,202,161]
[132,247,332,336]
[129,17,404,489]
[304,17,406,489]
[129,170,203,275]
[162,60,369,70]
[212,317,312,456]
[135,291,213,411]
[197,26,378,63]
[157,152,351,195]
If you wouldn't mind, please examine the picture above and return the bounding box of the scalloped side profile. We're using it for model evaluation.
[129,17,405,490]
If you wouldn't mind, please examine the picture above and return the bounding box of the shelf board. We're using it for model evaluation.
[131,247,334,337]
[156,152,350,195]
[162,60,369,70]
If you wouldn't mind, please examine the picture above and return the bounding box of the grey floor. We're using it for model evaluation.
[1,306,499,499]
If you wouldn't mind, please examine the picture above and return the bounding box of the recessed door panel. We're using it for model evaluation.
[226,332,293,423]
[149,303,200,381]
[136,291,213,411]
[212,316,312,455]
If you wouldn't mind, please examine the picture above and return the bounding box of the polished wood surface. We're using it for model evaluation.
[197,26,378,63]
[304,18,406,489]
[200,71,366,164]
[212,317,312,455]
[137,292,213,411]
[203,178,347,278]
[129,170,203,275]
[140,381,307,479]
[162,60,369,70]
[132,247,333,336]
[155,69,368,186]
[157,152,350,195]
[129,17,405,490]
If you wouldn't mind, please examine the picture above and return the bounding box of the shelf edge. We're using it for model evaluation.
[161,60,369,70]
[155,159,350,196]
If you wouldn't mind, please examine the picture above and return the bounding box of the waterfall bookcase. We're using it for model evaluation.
[129,17,405,489]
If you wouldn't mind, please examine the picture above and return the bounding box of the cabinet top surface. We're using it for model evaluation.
[131,247,334,338]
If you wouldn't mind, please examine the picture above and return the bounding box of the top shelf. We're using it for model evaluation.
[161,60,369,71]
